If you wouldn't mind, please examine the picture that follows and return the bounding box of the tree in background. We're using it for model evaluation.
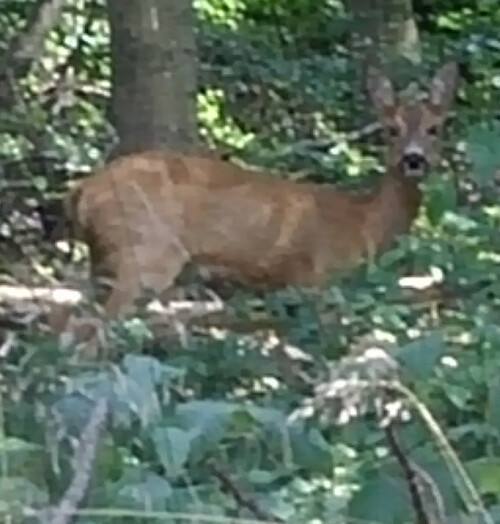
[106,0,198,158]
[348,0,420,64]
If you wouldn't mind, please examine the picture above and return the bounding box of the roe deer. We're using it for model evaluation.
[65,62,458,319]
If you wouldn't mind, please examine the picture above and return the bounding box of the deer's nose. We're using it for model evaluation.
[402,152,426,170]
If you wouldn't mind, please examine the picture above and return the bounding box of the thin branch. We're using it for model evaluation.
[207,459,285,524]
[4,0,67,73]
[292,377,493,524]
[0,0,68,109]
[411,461,447,524]
[38,398,108,524]
[384,423,430,524]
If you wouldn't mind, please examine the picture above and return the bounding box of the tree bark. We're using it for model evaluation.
[106,0,198,159]
[348,0,420,65]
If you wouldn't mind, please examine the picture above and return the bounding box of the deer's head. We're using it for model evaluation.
[366,61,459,179]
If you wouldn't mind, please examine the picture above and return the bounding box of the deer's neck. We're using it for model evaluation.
[362,166,422,255]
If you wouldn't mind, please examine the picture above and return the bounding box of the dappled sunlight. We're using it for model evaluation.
[0,1,500,524]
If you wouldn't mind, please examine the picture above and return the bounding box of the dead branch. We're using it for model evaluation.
[207,458,285,523]
[0,0,68,109]
[384,423,431,524]
[4,0,67,70]
[30,398,108,524]
[411,462,447,524]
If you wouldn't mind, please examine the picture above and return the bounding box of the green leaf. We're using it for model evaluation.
[52,395,95,436]
[487,378,500,431]
[424,174,457,226]
[65,372,137,428]
[175,401,237,462]
[123,354,160,390]
[247,469,283,485]
[0,477,48,514]
[32,176,48,192]
[289,426,333,474]
[466,457,500,494]
[443,384,473,410]
[123,354,184,388]
[348,472,410,524]
[113,374,161,427]
[0,437,40,454]
[395,332,444,380]
[442,211,479,232]
[166,486,227,515]
[249,405,288,430]
[151,427,192,478]
[0,437,44,480]
[465,122,500,186]
[110,468,172,511]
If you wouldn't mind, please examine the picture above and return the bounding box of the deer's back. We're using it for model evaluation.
[68,151,373,288]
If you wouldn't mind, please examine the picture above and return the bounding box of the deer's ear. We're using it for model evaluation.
[428,61,459,110]
[366,65,396,115]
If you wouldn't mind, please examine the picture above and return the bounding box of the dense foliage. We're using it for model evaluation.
[1,0,500,523]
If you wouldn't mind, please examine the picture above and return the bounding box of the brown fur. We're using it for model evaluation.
[65,62,458,317]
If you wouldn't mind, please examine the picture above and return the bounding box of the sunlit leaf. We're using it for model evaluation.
[424,174,458,226]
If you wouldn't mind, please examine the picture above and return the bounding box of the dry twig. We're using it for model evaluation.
[29,398,108,524]
[207,459,285,524]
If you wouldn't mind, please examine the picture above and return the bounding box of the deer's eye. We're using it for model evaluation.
[387,126,399,138]
[427,125,439,137]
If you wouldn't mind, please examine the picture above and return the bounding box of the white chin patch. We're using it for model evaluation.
[403,166,426,178]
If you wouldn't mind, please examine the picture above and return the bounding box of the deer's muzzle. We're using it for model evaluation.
[401,151,429,178]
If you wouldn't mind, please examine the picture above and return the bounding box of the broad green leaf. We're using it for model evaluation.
[395,332,444,380]
[289,426,333,474]
[123,354,184,387]
[250,406,333,473]
[175,401,237,461]
[167,486,228,515]
[324,493,350,522]
[151,427,192,478]
[123,354,162,391]
[247,469,283,485]
[447,423,491,441]
[0,438,44,480]
[0,437,40,454]
[249,405,288,430]
[424,174,458,226]
[66,371,115,401]
[66,368,161,428]
[348,472,410,524]
[227,407,258,435]
[487,378,500,431]
[112,374,161,427]
[67,371,135,428]
[466,457,500,494]
[0,477,48,513]
[110,468,172,511]
[52,395,96,436]
[442,211,479,232]
[32,176,48,192]
[465,122,500,186]
[444,384,474,410]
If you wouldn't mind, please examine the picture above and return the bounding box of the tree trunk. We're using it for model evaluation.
[106,0,198,159]
[348,0,420,64]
